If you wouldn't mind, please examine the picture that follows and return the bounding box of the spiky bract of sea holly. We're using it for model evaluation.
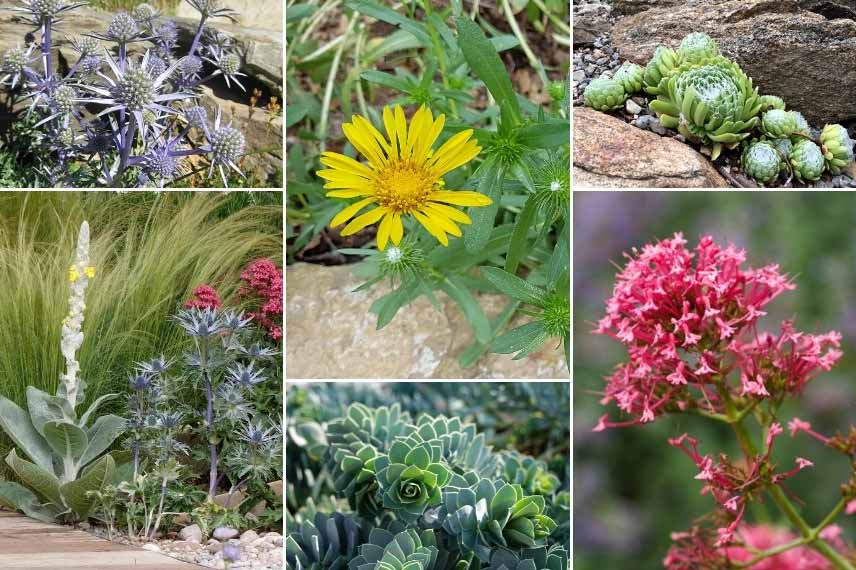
[649,58,761,160]
[759,94,785,112]
[677,32,719,65]
[643,46,679,95]
[761,109,797,138]
[820,124,855,175]
[442,474,558,562]
[583,78,626,112]
[741,141,781,186]
[373,435,452,522]
[790,139,826,182]
[613,62,644,94]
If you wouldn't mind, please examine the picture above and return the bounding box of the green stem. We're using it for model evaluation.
[528,0,571,35]
[734,537,808,568]
[318,12,358,151]
[500,0,548,86]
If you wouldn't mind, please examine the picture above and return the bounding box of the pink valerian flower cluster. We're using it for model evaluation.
[593,233,842,429]
[238,258,283,341]
[669,425,815,546]
[185,285,222,310]
[665,524,843,570]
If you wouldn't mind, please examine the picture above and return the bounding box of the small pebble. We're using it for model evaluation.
[625,99,642,115]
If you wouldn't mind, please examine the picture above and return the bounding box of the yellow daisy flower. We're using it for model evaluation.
[68,266,79,283]
[317,104,491,250]
[85,266,96,278]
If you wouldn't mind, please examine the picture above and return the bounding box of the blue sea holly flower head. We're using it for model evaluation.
[226,362,266,387]
[201,46,246,92]
[220,308,252,331]
[199,106,246,187]
[137,355,172,375]
[128,372,153,392]
[89,11,154,44]
[186,0,238,21]
[10,0,85,24]
[82,49,194,146]
[0,45,35,88]
[174,307,224,338]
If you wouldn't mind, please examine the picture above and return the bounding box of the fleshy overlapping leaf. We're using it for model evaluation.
[348,528,463,570]
[286,512,367,570]
[373,438,452,522]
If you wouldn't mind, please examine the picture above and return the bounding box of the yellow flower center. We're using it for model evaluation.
[373,160,437,213]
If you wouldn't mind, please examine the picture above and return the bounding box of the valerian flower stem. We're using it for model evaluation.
[729,411,855,570]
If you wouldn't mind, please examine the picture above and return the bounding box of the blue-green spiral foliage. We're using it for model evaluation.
[286,384,569,570]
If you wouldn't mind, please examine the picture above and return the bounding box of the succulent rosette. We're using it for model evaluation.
[790,139,826,182]
[501,452,560,496]
[285,513,366,570]
[443,475,558,562]
[349,528,459,570]
[790,111,812,138]
[583,78,627,111]
[373,439,452,522]
[677,32,719,64]
[613,62,644,94]
[643,45,679,94]
[649,58,761,159]
[487,546,569,570]
[820,123,854,174]
[741,141,781,186]
[761,109,797,138]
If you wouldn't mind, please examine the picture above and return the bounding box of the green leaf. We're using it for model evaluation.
[0,480,58,522]
[61,454,114,519]
[455,16,522,126]
[464,159,504,254]
[505,195,539,274]
[518,120,570,149]
[43,421,88,464]
[490,483,518,519]
[80,414,125,468]
[404,446,430,470]
[363,30,423,63]
[0,396,53,472]
[345,0,431,46]
[286,4,317,21]
[439,276,492,344]
[492,321,548,358]
[546,220,570,285]
[489,35,520,52]
[389,441,410,464]
[5,449,62,505]
[372,278,421,330]
[480,267,547,306]
[26,386,73,438]
[360,70,413,92]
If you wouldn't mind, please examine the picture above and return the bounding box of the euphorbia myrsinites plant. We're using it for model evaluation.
[593,233,856,569]
[1,0,247,187]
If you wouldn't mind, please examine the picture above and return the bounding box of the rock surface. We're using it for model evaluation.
[610,0,856,124]
[285,264,568,379]
[574,0,614,46]
[613,0,681,15]
[176,0,283,32]
[573,107,728,188]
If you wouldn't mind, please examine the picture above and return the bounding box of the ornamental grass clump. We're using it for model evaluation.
[583,31,855,186]
[1,0,249,187]
[593,233,856,570]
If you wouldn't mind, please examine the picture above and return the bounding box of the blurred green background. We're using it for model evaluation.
[573,191,856,569]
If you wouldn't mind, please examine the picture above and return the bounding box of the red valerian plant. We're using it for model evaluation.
[238,258,283,341]
[594,233,856,569]
[184,284,221,309]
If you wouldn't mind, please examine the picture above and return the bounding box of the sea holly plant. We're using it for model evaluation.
[583,32,855,186]
[1,0,249,187]
[0,221,125,523]
[286,403,569,569]
[293,4,570,369]
[593,233,856,569]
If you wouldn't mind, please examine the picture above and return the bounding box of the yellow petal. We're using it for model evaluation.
[319,151,375,178]
[390,212,404,245]
[316,169,373,187]
[326,189,374,198]
[376,211,393,250]
[428,190,492,207]
[330,197,377,228]
[405,105,430,160]
[421,208,462,237]
[413,210,449,246]
[423,202,472,225]
[341,206,388,236]
[353,115,392,159]
[394,105,407,160]
[430,137,481,176]
[383,106,398,160]
[343,122,386,168]
[414,111,444,163]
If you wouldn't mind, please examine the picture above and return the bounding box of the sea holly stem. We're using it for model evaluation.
[199,335,218,499]
[42,17,53,80]
[188,14,209,57]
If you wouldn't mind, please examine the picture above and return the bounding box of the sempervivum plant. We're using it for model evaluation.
[583,78,626,111]
[677,32,719,64]
[643,45,679,94]
[649,58,761,159]
[613,62,643,94]
[761,109,797,138]
[741,140,781,186]
[790,139,826,182]
[820,124,855,174]
[0,0,251,187]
